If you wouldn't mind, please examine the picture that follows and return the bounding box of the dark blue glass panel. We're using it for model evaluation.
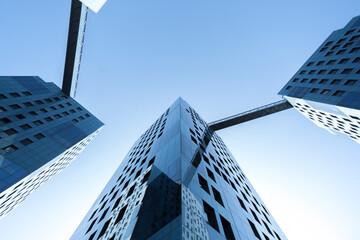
[131,171,181,240]
[338,92,360,110]
[0,159,28,192]
[14,77,50,94]
[351,18,360,28]
[288,87,310,98]
[44,122,87,148]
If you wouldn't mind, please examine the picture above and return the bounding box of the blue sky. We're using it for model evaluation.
[0,0,360,239]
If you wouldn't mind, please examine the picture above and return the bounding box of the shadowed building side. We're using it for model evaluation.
[62,0,88,98]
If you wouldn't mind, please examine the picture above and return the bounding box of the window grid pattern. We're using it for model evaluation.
[0,76,103,218]
[279,16,360,144]
[70,98,286,240]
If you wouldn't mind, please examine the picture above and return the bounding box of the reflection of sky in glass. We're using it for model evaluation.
[0,1,360,240]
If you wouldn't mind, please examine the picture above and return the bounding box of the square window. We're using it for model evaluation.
[0,107,7,112]
[237,196,247,212]
[20,124,32,130]
[341,68,353,74]
[4,128,18,135]
[310,88,319,93]
[206,168,216,182]
[45,117,53,122]
[343,42,354,48]
[320,89,331,95]
[33,120,43,126]
[309,79,317,83]
[337,38,346,44]
[326,60,336,65]
[345,29,355,35]
[220,215,235,240]
[319,79,328,84]
[345,80,357,85]
[10,92,20,97]
[308,70,316,75]
[333,91,345,96]
[0,118,11,124]
[330,79,341,85]
[2,145,18,153]
[34,133,45,140]
[350,35,360,41]
[147,156,155,167]
[353,57,360,63]
[350,47,360,53]
[203,200,219,232]
[98,219,111,239]
[212,186,224,207]
[114,204,128,225]
[20,138,33,146]
[9,104,21,110]
[16,114,26,119]
[328,69,338,74]
[316,61,324,66]
[23,102,34,107]
[325,41,333,46]
[22,91,32,96]
[336,49,346,55]
[339,58,349,64]
[0,94,8,99]
[198,174,210,193]
[248,219,261,240]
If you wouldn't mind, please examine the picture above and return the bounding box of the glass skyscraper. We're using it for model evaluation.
[279,16,360,143]
[71,98,286,240]
[0,76,103,218]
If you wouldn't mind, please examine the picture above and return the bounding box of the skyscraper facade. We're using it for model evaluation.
[279,16,360,143]
[0,76,103,218]
[71,98,286,240]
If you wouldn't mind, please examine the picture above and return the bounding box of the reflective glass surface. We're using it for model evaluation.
[0,76,103,218]
[71,98,286,240]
